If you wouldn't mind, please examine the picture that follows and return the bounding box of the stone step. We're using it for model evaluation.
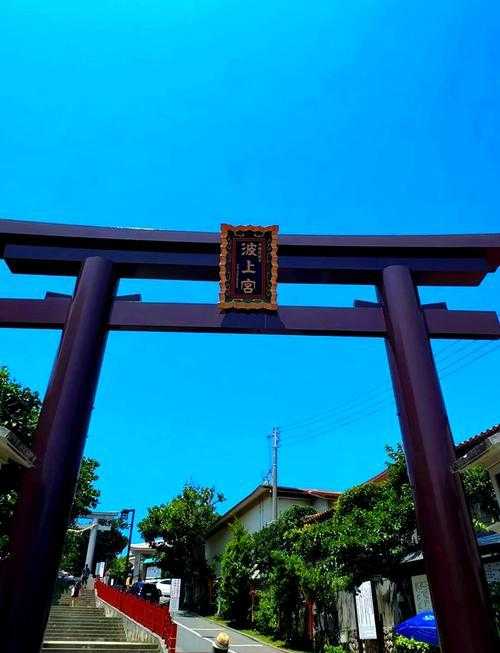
[46,622,123,628]
[51,608,102,613]
[47,621,123,631]
[45,630,126,642]
[47,622,123,631]
[41,642,161,653]
[47,621,122,626]
[45,637,126,640]
[44,589,161,652]
[47,619,122,625]
[46,624,124,629]
[47,625,120,628]
[42,643,160,651]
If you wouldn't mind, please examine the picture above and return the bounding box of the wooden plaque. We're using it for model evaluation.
[219,224,278,310]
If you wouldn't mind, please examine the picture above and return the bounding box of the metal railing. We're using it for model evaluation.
[95,579,177,653]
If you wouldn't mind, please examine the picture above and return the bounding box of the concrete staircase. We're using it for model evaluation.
[42,588,162,653]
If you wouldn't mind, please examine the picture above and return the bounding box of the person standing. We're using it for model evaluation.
[70,579,82,608]
[81,564,91,588]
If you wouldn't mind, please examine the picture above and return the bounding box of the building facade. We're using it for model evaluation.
[205,484,340,567]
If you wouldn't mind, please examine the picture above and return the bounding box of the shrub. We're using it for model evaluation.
[254,586,278,635]
[393,635,433,652]
[324,645,346,653]
[218,520,254,624]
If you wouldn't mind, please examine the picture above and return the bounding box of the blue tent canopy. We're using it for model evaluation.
[395,611,439,647]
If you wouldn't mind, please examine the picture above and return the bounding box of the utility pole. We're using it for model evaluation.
[271,427,280,521]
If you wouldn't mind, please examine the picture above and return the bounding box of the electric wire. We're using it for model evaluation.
[279,340,480,434]
[280,340,499,447]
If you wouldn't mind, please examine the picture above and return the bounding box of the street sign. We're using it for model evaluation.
[169,578,182,613]
[146,566,161,580]
[219,224,278,310]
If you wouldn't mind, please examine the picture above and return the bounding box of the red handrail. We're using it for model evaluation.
[95,579,177,653]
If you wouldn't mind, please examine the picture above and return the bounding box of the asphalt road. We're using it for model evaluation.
[174,612,281,653]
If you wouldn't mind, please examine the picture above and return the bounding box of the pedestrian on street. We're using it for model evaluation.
[213,632,230,653]
[70,579,82,607]
[81,564,91,588]
[131,576,144,597]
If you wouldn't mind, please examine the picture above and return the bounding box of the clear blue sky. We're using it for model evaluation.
[1,1,499,542]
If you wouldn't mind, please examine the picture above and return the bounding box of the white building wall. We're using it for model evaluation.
[312,497,330,512]
[205,494,314,568]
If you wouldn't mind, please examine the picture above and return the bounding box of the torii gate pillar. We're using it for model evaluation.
[380,265,498,653]
[0,257,116,653]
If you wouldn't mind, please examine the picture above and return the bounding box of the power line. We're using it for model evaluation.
[280,341,499,448]
[280,340,482,434]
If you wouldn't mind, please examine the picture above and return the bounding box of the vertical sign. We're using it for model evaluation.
[411,574,433,613]
[95,561,105,578]
[146,566,161,580]
[169,578,182,613]
[219,224,278,310]
[355,581,377,640]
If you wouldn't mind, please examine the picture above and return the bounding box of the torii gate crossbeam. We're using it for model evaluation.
[0,219,498,653]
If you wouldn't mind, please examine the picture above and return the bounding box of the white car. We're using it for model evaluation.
[155,578,171,598]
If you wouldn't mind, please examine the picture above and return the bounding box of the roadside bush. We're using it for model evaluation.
[393,635,434,652]
[254,586,278,634]
[218,520,253,625]
[324,646,345,653]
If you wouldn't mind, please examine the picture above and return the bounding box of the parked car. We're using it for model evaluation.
[58,571,76,585]
[141,582,161,603]
[155,578,171,598]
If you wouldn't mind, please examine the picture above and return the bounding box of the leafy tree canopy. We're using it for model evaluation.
[139,483,224,610]
[0,367,101,556]
[219,520,254,624]
[216,444,499,648]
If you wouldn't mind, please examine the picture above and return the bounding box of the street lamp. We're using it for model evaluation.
[120,508,136,573]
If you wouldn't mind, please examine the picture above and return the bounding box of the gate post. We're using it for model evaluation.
[380,265,498,652]
[0,256,117,653]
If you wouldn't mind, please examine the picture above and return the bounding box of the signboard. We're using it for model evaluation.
[95,561,105,578]
[97,518,113,532]
[355,581,377,640]
[219,224,278,311]
[411,565,500,616]
[411,574,433,613]
[146,566,161,580]
[169,578,182,613]
[485,561,500,585]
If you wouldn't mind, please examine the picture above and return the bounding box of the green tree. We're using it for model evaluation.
[219,520,254,624]
[462,463,500,528]
[139,483,224,611]
[219,445,499,650]
[107,555,132,584]
[0,367,41,553]
[71,457,100,522]
[0,367,101,556]
[253,504,316,578]
[330,446,417,588]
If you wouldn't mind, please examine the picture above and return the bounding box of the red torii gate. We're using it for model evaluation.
[0,219,499,653]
